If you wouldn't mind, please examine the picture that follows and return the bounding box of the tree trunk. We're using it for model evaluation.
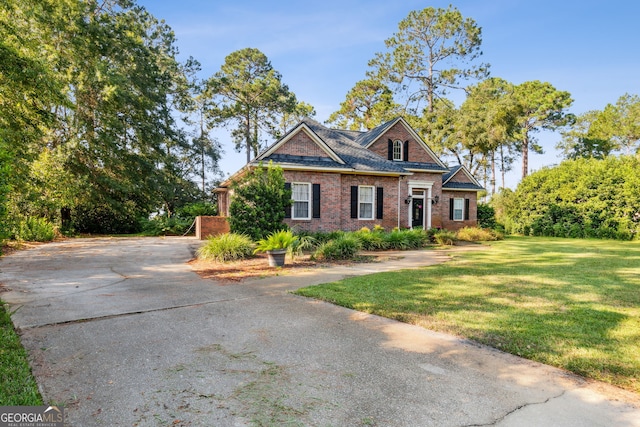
[500,144,506,190]
[522,133,529,179]
[491,150,496,196]
[244,114,251,164]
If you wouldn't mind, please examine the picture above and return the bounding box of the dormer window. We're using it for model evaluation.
[393,140,403,161]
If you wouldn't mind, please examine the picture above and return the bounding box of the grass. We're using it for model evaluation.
[0,301,43,405]
[294,236,640,393]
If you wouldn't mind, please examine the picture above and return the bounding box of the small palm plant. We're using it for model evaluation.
[254,230,299,267]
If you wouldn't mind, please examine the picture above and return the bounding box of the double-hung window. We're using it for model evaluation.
[393,140,403,161]
[453,198,464,221]
[359,186,374,219]
[292,183,311,219]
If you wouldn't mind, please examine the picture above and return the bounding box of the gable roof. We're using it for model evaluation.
[442,165,484,191]
[244,117,474,179]
[254,118,410,175]
[354,117,448,170]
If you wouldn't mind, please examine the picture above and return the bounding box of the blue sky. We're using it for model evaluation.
[139,0,639,188]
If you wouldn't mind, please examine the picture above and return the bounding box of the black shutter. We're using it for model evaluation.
[403,140,409,162]
[376,187,384,219]
[350,186,358,218]
[312,184,321,218]
[449,198,454,221]
[465,198,470,221]
[284,182,291,218]
[388,139,393,160]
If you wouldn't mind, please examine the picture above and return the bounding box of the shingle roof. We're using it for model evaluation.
[253,118,470,178]
[403,161,449,173]
[442,165,484,190]
[442,181,485,190]
[255,118,409,174]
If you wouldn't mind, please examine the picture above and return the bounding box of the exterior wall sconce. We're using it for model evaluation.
[432,195,440,205]
[404,195,412,204]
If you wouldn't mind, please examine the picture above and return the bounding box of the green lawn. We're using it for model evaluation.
[294,236,640,393]
[0,301,43,405]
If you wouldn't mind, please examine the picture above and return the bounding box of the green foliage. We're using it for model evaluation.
[197,233,254,262]
[0,301,43,405]
[228,162,291,240]
[13,217,56,242]
[1,0,210,236]
[433,230,456,246]
[290,234,318,260]
[368,5,488,114]
[455,227,502,242]
[495,156,640,240]
[353,228,388,250]
[142,202,217,236]
[254,230,298,253]
[384,228,430,250]
[313,234,362,261]
[512,80,573,178]
[295,237,640,393]
[477,203,498,229]
[178,201,217,218]
[73,201,142,235]
[326,79,402,131]
[142,216,192,236]
[208,48,299,162]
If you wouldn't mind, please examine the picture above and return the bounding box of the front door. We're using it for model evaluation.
[412,197,424,228]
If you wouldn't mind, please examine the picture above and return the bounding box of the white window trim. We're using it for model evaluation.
[393,140,403,161]
[453,198,464,221]
[358,185,375,220]
[291,182,311,220]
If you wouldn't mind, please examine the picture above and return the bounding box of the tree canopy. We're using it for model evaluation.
[207,48,302,164]
[493,156,640,240]
[367,5,488,115]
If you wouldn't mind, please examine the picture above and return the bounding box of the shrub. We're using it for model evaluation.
[383,229,429,250]
[402,228,430,248]
[477,203,497,229]
[290,234,318,260]
[313,234,361,260]
[433,230,456,246]
[142,215,192,236]
[228,162,291,241]
[197,233,254,262]
[353,229,388,250]
[14,217,56,242]
[456,227,503,242]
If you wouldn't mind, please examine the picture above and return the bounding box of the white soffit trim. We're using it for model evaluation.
[256,124,345,165]
[408,180,434,189]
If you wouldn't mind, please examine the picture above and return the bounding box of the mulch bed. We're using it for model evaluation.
[188,252,400,284]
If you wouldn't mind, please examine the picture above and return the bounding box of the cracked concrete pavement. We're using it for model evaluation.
[1,236,639,426]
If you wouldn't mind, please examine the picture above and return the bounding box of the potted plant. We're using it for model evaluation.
[254,230,298,267]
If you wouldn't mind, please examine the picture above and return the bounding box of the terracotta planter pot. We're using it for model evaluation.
[266,249,287,267]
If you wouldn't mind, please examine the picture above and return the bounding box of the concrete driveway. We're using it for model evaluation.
[1,237,639,426]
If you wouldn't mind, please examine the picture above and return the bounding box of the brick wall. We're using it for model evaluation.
[196,216,230,240]
[368,121,440,164]
[440,191,478,231]
[274,130,332,158]
[282,171,406,232]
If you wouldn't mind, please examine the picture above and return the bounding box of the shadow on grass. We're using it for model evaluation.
[294,236,640,392]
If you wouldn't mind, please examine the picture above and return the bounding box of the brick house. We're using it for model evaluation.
[215,117,483,232]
